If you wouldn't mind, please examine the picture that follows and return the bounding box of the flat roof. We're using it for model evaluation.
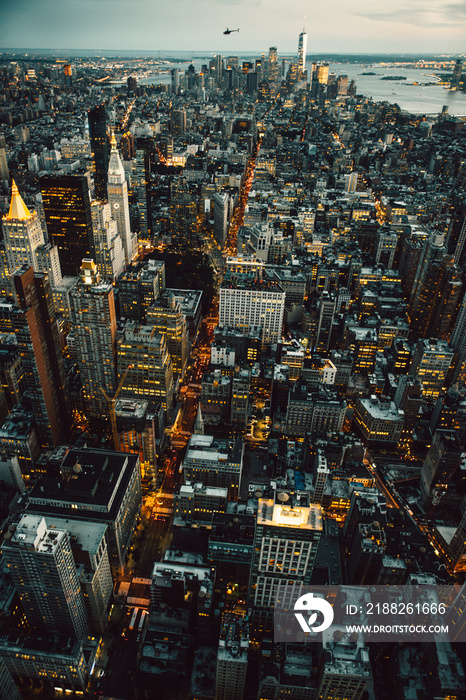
[257,498,323,531]
[27,448,139,520]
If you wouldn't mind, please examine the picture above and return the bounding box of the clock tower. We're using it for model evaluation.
[108,132,137,265]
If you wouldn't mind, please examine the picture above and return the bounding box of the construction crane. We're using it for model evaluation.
[100,365,133,451]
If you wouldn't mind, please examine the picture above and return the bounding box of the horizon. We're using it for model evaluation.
[0,48,464,59]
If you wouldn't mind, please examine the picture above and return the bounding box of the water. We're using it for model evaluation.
[326,62,466,116]
[132,59,466,116]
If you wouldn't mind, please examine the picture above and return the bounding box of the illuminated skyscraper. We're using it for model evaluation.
[41,174,94,277]
[135,148,150,237]
[11,266,71,447]
[249,488,323,637]
[118,259,165,321]
[146,292,189,379]
[70,260,117,416]
[107,132,136,265]
[268,47,278,84]
[88,104,109,201]
[297,28,307,76]
[117,323,174,415]
[409,338,453,400]
[316,63,330,85]
[219,272,285,347]
[2,515,89,641]
[2,181,45,274]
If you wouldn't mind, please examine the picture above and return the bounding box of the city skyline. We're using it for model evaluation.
[1,23,466,698]
[1,0,466,54]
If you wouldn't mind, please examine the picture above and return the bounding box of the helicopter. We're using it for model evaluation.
[223,28,239,35]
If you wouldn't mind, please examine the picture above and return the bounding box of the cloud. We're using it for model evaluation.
[444,0,466,17]
[352,0,466,27]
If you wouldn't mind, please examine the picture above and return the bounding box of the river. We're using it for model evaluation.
[131,59,466,116]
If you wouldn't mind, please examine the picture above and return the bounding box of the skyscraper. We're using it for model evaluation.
[146,292,189,379]
[170,109,187,135]
[41,174,94,277]
[230,367,250,429]
[0,133,9,184]
[408,232,462,340]
[2,180,45,274]
[316,63,330,85]
[118,259,165,321]
[35,242,63,288]
[2,514,89,640]
[135,148,150,238]
[268,47,278,84]
[249,488,323,637]
[117,323,175,415]
[450,294,466,382]
[91,200,125,282]
[107,132,136,265]
[170,180,198,246]
[213,192,229,247]
[297,28,307,76]
[0,658,21,700]
[88,104,109,201]
[70,259,117,416]
[409,338,453,400]
[11,266,71,447]
[219,272,285,348]
[419,429,462,506]
[451,58,463,89]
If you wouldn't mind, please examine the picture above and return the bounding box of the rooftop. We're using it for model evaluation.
[257,495,323,531]
[27,447,139,517]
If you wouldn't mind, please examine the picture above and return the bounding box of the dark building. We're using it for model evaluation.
[420,429,463,508]
[27,447,142,577]
[40,174,94,277]
[11,266,71,448]
[127,76,138,94]
[88,104,109,201]
[208,512,255,592]
[408,232,462,340]
[135,138,154,238]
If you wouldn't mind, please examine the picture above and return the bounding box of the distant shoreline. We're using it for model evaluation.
[0,48,463,63]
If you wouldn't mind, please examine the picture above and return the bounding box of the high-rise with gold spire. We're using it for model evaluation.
[2,180,45,274]
[107,132,136,265]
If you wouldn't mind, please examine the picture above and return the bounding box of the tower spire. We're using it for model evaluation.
[194,404,205,435]
[5,179,31,220]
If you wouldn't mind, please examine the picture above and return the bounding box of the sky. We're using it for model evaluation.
[1,0,465,55]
